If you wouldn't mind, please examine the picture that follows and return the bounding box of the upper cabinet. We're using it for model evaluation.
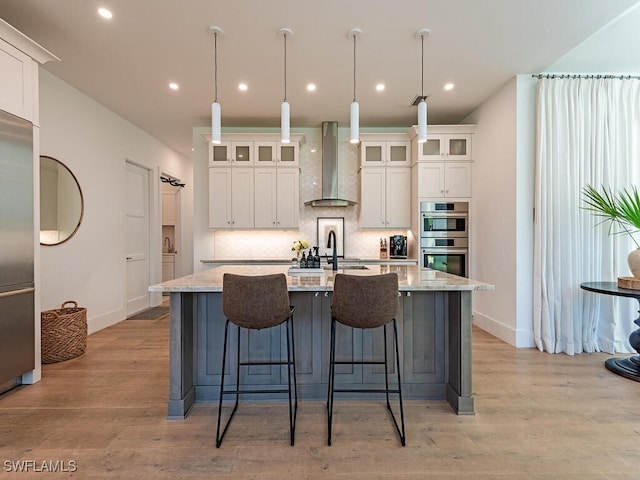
[360,140,410,167]
[210,135,302,168]
[0,21,58,122]
[416,133,472,161]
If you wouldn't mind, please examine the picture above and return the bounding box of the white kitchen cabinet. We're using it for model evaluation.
[254,167,299,229]
[360,141,410,167]
[254,141,300,167]
[417,133,471,161]
[162,254,176,282]
[417,162,471,198]
[360,167,411,229]
[209,141,254,166]
[208,167,254,228]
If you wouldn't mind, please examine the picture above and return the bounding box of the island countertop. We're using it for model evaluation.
[149,264,494,293]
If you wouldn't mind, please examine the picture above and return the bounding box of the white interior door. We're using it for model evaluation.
[125,162,150,316]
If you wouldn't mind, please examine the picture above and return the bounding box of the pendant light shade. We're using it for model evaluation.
[417,99,427,143]
[279,27,292,144]
[210,26,223,145]
[416,28,429,144]
[211,101,221,144]
[281,100,290,143]
[350,101,359,144]
[349,28,361,144]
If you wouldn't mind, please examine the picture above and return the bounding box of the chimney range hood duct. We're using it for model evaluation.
[305,121,356,207]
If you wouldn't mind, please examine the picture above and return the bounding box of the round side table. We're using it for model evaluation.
[581,282,640,382]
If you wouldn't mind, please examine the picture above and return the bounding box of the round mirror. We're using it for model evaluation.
[39,155,84,246]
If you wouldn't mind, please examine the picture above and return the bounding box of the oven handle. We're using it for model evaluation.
[421,248,468,254]
[421,213,468,219]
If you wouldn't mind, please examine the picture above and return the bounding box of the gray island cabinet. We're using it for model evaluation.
[149,265,493,419]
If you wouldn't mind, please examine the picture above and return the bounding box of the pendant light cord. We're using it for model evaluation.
[421,33,424,98]
[214,32,218,103]
[283,32,287,102]
[353,33,357,102]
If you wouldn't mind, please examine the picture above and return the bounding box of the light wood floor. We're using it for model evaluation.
[1,315,639,479]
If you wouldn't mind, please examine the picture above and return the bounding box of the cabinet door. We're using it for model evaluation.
[162,259,175,282]
[0,39,34,121]
[445,134,471,160]
[444,163,471,197]
[232,142,253,166]
[385,168,411,228]
[209,142,231,166]
[230,168,254,228]
[386,141,411,166]
[254,168,277,228]
[275,168,299,228]
[254,142,277,166]
[417,134,446,160]
[208,168,232,228]
[417,163,445,198]
[360,142,385,166]
[278,142,299,166]
[360,168,386,228]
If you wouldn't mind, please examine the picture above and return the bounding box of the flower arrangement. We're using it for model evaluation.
[291,239,309,258]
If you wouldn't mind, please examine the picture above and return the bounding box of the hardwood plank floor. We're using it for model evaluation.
[1,316,639,479]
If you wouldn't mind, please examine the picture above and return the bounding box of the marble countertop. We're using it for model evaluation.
[149,264,494,293]
[200,257,418,265]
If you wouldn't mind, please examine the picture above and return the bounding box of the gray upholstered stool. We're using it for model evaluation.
[327,272,406,446]
[216,273,297,447]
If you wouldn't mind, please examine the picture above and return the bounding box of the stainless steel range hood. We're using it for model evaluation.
[304,121,356,207]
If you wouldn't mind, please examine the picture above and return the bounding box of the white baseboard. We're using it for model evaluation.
[472,311,535,348]
[88,307,125,335]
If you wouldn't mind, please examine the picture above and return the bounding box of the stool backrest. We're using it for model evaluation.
[331,273,399,329]
[222,273,291,329]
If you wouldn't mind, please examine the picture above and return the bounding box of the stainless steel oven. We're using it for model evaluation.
[420,202,468,238]
[420,202,469,277]
[420,237,468,278]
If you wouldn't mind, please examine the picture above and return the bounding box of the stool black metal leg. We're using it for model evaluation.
[216,319,240,448]
[393,319,406,446]
[286,315,297,446]
[327,317,336,446]
[384,323,390,409]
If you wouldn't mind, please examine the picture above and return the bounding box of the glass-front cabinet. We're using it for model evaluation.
[417,134,471,161]
[360,140,410,166]
[209,141,253,166]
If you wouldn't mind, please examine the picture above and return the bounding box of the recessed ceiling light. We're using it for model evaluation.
[169,82,179,91]
[375,83,385,92]
[444,83,455,91]
[238,83,248,91]
[307,83,316,92]
[98,8,113,19]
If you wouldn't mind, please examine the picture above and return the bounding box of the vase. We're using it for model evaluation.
[628,248,640,279]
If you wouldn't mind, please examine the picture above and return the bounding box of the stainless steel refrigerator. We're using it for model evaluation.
[0,109,35,393]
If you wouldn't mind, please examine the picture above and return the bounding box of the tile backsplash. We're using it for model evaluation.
[211,134,411,260]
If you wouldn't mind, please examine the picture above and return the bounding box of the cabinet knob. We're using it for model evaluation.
[314,292,319,297]
[406,292,411,297]
[324,292,329,298]
[272,221,276,224]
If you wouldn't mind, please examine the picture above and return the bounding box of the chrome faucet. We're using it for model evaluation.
[326,229,338,271]
[164,237,171,253]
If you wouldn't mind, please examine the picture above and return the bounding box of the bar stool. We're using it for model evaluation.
[216,273,297,447]
[327,272,406,446]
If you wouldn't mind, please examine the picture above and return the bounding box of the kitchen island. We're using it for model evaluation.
[149,265,493,419]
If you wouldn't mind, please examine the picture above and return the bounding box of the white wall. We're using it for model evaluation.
[39,70,193,334]
[463,75,536,347]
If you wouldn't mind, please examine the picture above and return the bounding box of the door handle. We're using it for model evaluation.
[126,256,133,260]
[0,287,35,299]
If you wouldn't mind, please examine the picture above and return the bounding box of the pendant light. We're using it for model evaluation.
[210,26,223,145]
[416,28,430,144]
[349,28,362,144]
[279,28,292,144]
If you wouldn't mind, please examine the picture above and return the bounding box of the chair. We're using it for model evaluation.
[327,272,406,446]
[216,273,297,447]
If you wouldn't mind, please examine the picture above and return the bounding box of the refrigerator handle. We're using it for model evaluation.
[0,287,35,299]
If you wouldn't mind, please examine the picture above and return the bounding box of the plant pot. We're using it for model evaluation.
[628,248,640,279]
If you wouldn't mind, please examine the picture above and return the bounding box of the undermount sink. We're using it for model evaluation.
[322,265,369,270]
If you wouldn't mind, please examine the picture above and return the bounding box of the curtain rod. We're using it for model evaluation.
[532,74,640,80]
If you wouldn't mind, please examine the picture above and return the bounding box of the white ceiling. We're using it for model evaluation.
[1,0,639,157]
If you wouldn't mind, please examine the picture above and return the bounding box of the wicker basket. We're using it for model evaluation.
[41,301,87,364]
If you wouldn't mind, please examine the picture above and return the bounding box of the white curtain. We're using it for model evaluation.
[534,77,640,354]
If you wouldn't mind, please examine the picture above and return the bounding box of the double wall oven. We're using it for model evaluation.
[420,202,469,277]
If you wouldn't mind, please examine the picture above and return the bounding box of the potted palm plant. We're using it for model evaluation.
[582,184,640,278]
